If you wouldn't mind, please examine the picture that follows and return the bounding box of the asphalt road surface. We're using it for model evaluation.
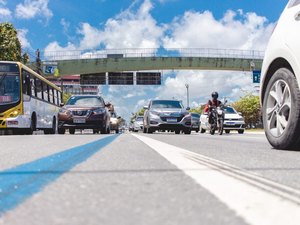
[1,131,300,225]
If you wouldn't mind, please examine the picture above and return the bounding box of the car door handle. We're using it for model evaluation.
[295,11,300,21]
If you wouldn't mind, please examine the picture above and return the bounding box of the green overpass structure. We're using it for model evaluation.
[40,48,264,76]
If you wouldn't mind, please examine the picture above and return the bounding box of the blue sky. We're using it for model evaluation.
[0,0,288,120]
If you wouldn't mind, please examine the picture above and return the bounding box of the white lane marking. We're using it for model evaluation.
[133,134,300,225]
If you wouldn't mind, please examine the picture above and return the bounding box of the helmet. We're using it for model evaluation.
[211,91,218,100]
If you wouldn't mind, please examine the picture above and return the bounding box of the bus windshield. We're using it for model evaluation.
[0,63,20,105]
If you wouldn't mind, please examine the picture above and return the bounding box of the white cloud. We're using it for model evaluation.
[17,29,31,49]
[44,41,78,60]
[99,0,164,49]
[155,70,256,107]
[78,23,102,49]
[0,0,11,20]
[60,18,70,35]
[0,7,11,19]
[44,0,164,54]
[15,0,53,21]
[163,9,274,51]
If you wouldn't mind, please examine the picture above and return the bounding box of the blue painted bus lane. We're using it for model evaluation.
[0,134,119,216]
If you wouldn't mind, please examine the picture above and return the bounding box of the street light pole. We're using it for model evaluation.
[185,84,189,108]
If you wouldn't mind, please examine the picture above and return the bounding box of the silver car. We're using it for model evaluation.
[143,100,192,134]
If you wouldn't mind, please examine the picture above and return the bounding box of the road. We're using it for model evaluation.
[1,131,300,225]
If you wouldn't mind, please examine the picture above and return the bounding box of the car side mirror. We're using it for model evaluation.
[117,116,121,119]
[238,112,242,116]
[143,105,149,110]
[60,103,65,107]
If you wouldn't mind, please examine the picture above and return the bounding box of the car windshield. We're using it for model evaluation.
[0,63,21,105]
[151,100,183,109]
[66,96,105,107]
[136,117,143,121]
[224,106,236,114]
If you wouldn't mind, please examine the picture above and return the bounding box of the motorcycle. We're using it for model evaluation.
[209,104,225,135]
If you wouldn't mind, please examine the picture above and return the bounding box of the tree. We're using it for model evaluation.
[189,105,205,114]
[63,93,72,104]
[232,94,261,128]
[0,22,22,61]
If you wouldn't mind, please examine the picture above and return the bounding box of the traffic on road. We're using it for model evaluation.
[1,0,300,224]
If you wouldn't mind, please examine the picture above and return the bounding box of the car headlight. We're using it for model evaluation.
[149,111,160,118]
[239,118,245,121]
[93,108,106,115]
[59,108,70,114]
[110,118,118,124]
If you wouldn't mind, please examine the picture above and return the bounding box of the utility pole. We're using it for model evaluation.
[185,84,189,108]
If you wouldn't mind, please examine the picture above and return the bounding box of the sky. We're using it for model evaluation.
[0,0,289,121]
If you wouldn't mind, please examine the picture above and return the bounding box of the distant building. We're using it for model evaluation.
[47,75,98,95]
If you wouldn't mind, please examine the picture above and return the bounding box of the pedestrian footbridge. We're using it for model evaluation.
[39,48,264,76]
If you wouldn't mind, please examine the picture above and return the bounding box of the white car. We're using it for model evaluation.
[260,0,300,149]
[200,106,245,134]
[133,116,144,132]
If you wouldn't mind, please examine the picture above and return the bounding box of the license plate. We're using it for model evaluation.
[166,118,177,122]
[73,118,86,123]
[226,122,235,125]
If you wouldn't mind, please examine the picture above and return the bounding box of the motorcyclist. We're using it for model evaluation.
[204,91,222,124]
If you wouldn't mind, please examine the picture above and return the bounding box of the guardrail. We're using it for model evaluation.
[36,48,264,61]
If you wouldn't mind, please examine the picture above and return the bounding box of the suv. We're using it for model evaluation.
[260,0,300,149]
[58,95,111,134]
[143,100,192,134]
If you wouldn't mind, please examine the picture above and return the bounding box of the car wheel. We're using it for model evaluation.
[225,130,230,134]
[69,128,75,135]
[58,128,65,134]
[143,127,147,133]
[147,127,153,134]
[200,128,206,133]
[238,130,244,134]
[184,129,191,135]
[263,68,300,149]
[175,130,180,134]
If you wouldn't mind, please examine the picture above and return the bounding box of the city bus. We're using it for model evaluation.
[0,61,62,135]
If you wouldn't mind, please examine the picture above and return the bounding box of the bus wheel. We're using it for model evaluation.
[49,117,57,134]
[26,114,36,135]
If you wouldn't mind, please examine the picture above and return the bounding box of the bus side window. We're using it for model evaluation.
[58,91,62,105]
[41,82,44,100]
[36,79,42,100]
[46,85,50,102]
[52,88,55,104]
[22,70,31,96]
[33,77,37,97]
[42,83,48,102]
